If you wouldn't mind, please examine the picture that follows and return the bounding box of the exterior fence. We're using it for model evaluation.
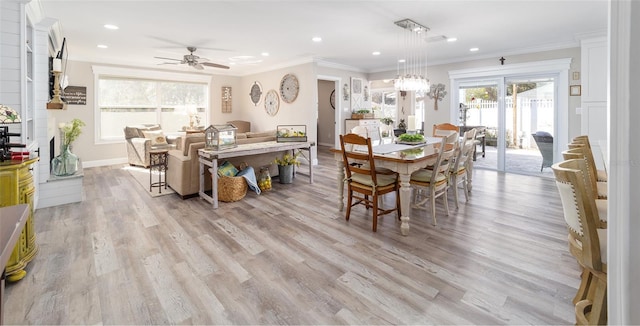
[460,98,554,149]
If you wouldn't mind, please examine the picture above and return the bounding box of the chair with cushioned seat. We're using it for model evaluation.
[339,133,401,232]
[565,144,607,199]
[124,124,175,168]
[410,132,458,225]
[573,135,607,182]
[552,159,607,325]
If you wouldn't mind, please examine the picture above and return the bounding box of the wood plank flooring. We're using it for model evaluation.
[4,146,581,324]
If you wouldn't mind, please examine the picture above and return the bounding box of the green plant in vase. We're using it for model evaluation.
[274,152,300,184]
[52,118,85,176]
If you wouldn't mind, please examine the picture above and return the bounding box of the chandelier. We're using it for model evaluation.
[394,19,430,93]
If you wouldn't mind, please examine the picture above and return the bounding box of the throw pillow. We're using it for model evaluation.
[142,130,168,146]
[217,161,239,177]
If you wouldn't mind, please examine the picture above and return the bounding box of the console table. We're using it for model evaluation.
[198,141,315,208]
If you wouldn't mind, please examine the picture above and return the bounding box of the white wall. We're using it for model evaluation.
[368,47,582,138]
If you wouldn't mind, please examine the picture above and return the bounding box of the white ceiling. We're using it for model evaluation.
[36,0,608,76]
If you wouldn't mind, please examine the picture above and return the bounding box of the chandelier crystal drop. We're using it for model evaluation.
[393,19,430,93]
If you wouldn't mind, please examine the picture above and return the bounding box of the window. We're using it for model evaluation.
[93,66,211,143]
[371,88,397,121]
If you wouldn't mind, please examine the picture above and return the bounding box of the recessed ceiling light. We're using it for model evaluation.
[372,51,381,56]
[447,37,457,42]
[470,47,479,52]
[312,37,322,42]
[398,59,406,63]
[97,44,108,49]
[103,24,119,30]
[261,52,269,57]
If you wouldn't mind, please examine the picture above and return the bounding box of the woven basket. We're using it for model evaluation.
[217,162,248,202]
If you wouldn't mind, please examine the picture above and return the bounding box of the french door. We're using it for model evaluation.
[455,74,558,174]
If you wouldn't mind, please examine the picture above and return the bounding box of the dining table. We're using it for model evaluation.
[331,137,442,236]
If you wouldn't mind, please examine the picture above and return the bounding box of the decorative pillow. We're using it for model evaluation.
[217,161,239,177]
[142,130,168,146]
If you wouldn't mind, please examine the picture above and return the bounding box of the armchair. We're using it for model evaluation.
[124,124,175,167]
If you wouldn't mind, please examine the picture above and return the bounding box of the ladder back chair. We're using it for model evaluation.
[339,133,401,232]
[552,159,607,325]
[450,128,476,208]
[410,132,458,225]
[432,123,460,137]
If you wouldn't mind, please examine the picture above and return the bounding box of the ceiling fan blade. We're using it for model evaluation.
[202,62,230,69]
[154,56,181,61]
[157,62,179,65]
[193,63,204,70]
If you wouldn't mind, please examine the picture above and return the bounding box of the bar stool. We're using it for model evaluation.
[149,149,168,193]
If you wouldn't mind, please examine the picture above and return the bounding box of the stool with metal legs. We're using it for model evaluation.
[149,149,168,193]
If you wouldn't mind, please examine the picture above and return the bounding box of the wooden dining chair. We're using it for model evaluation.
[562,148,608,229]
[552,159,607,325]
[410,132,458,225]
[573,135,607,182]
[432,123,460,137]
[450,129,476,208]
[566,144,607,199]
[339,133,401,232]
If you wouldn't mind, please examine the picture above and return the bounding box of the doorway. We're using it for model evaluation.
[450,59,570,176]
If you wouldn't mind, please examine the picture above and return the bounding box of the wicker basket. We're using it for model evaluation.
[215,162,248,202]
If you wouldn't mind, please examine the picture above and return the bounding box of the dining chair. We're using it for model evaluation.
[573,135,607,182]
[432,123,460,137]
[552,159,607,325]
[450,129,476,208]
[566,144,607,199]
[462,128,477,192]
[339,133,401,232]
[410,132,458,225]
[562,148,608,229]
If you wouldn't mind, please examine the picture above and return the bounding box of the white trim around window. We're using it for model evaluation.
[92,65,212,144]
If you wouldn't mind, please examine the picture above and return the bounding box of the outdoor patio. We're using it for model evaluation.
[472,145,554,178]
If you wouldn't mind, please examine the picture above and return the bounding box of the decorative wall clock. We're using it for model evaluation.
[249,81,263,106]
[280,74,299,103]
[264,89,280,116]
[330,90,335,109]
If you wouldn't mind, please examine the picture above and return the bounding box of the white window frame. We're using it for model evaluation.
[92,65,212,144]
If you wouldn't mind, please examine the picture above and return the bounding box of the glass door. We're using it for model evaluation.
[504,77,556,176]
[458,79,502,170]
[456,76,557,175]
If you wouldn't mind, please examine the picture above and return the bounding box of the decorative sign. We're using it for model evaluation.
[62,86,87,105]
[222,86,232,113]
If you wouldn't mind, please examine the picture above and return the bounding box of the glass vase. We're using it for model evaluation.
[52,144,79,176]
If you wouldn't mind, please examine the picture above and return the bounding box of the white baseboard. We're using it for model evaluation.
[83,157,127,168]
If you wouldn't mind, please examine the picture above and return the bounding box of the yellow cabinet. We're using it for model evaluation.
[0,158,38,281]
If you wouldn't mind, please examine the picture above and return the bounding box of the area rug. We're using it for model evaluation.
[123,166,175,197]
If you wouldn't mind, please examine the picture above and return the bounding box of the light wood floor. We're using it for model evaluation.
[4,146,580,325]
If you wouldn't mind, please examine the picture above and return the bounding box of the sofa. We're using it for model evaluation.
[167,120,288,198]
[124,124,178,167]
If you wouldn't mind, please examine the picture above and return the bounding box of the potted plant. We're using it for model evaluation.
[380,117,394,137]
[351,109,372,119]
[274,152,300,184]
[52,118,85,176]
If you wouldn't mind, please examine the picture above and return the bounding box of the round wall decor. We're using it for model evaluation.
[249,81,263,106]
[330,90,335,109]
[279,74,299,103]
[264,89,280,116]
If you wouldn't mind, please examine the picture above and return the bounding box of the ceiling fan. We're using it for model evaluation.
[155,47,229,70]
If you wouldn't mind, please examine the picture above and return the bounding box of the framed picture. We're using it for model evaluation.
[570,85,581,96]
[222,86,232,112]
[351,77,363,95]
[572,71,580,80]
